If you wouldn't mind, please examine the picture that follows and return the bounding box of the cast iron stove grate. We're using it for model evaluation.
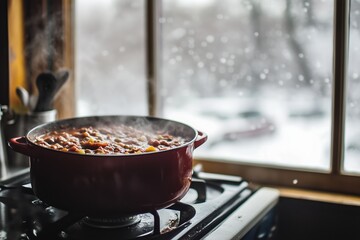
[0,171,254,240]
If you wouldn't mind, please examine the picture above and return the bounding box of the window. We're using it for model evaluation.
[161,0,333,171]
[73,0,360,194]
[75,0,147,116]
[345,0,360,174]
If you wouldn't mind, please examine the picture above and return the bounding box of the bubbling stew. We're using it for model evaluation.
[33,124,187,154]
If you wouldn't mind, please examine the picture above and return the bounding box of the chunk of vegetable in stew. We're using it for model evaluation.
[34,125,187,154]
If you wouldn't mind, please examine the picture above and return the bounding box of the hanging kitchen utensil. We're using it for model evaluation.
[15,86,30,111]
[54,69,69,94]
[33,70,69,112]
[33,72,58,112]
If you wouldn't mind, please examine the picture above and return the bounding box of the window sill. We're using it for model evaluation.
[273,186,360,207]
[194,158,360,197]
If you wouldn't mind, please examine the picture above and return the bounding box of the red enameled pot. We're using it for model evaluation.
[8,115,207,217]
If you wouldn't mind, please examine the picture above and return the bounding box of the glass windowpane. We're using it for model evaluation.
[75,0,147,116]
[345,0,360,174]
[161,0,334,170]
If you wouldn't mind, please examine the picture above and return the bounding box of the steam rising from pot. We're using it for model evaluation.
[25,11,64,85]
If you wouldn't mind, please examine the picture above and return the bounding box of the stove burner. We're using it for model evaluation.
[82,215,141,229]
[62,204,196,240]
[0,170,259,240]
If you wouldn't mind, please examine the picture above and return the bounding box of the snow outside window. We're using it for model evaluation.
[161,0,334,171]
[75,0,360,174]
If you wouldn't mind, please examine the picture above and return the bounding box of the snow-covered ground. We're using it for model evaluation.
[164,89,335,171]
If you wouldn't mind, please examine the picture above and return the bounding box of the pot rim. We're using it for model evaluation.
[23,115,205,157]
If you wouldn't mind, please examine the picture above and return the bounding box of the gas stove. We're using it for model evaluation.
[0,168,278,240]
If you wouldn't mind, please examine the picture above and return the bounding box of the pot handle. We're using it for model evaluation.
[8,136,32,156]
[194,130,208,149]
